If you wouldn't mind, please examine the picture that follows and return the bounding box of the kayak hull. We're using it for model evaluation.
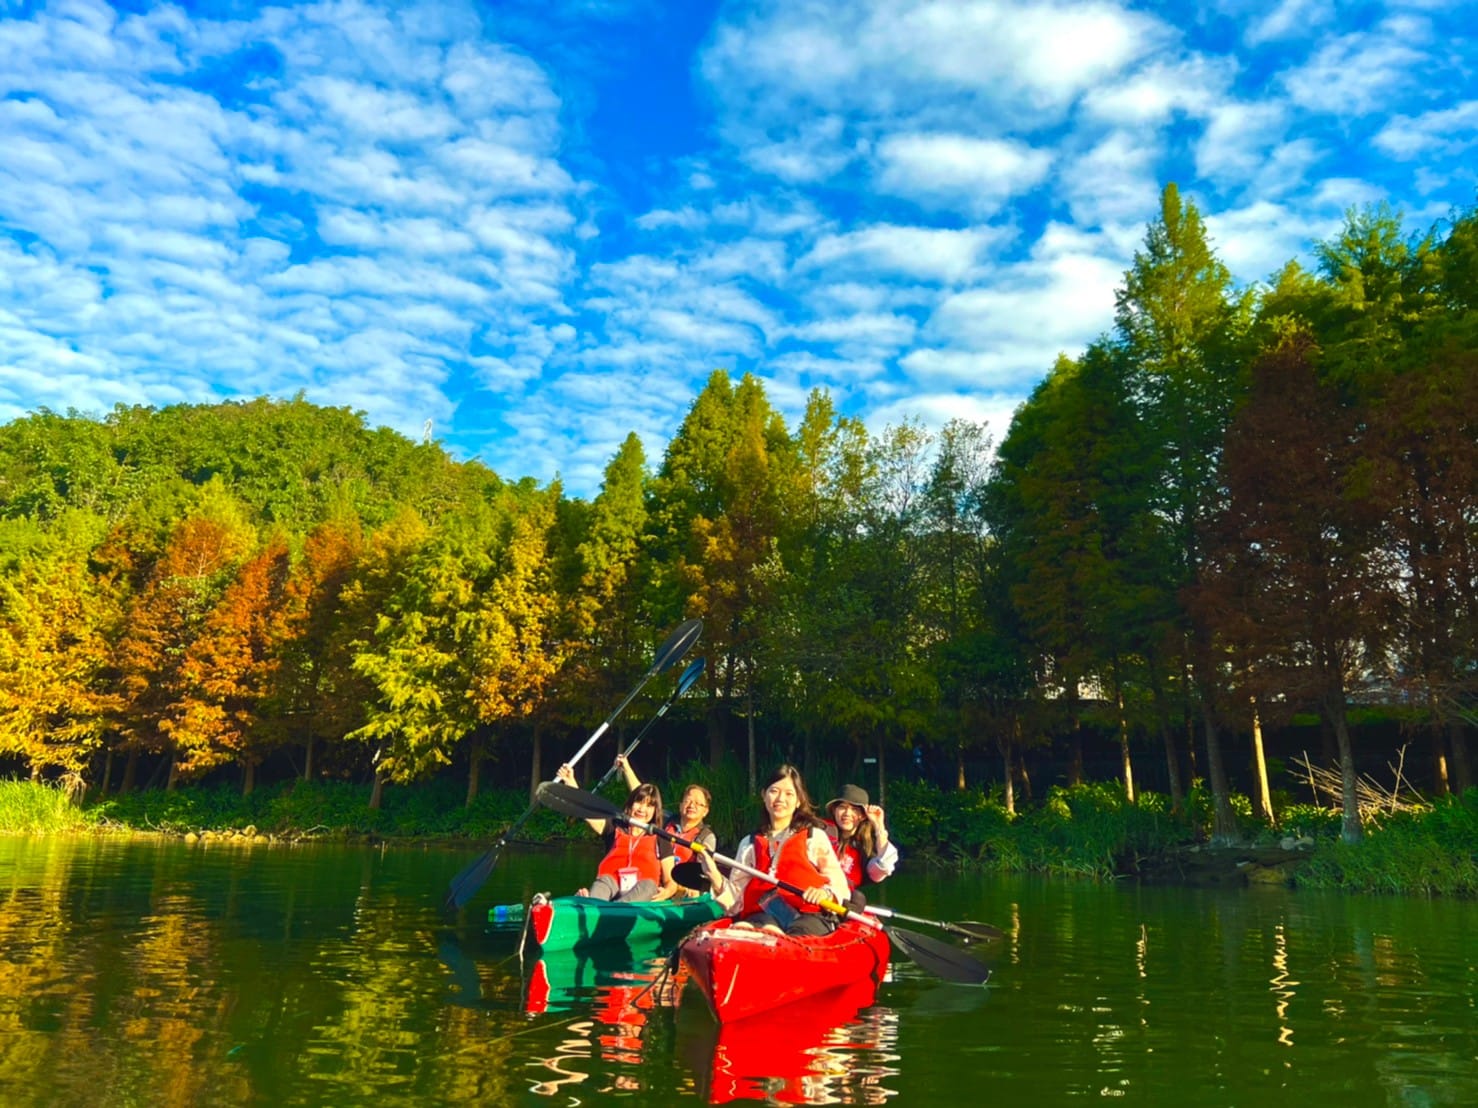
[500,893,723,955]
[679,916,890,1023]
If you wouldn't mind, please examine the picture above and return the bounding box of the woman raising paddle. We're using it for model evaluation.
[699,763,849,936]
[615,754,718,898]
[555,763,679,902]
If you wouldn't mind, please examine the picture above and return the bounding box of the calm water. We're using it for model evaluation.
[1,834,1475,1107]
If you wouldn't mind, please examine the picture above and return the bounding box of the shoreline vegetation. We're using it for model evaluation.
[5,774,1475,899]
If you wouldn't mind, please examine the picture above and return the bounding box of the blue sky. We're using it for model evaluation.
[2,0,1475,497]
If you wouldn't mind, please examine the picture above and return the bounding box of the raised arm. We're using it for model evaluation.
[865,804,898,882]
[556,763,607,834]
[614,753,641,792]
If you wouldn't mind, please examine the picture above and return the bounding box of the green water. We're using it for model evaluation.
[1,835,1474,1106]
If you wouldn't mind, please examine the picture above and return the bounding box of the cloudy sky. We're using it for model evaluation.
[2,0,1474,496]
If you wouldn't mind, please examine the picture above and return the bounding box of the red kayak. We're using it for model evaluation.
[678,916,890,1023]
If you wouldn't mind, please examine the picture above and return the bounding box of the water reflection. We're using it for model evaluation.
[4,838,1478,1106]
[517,941,902,1104]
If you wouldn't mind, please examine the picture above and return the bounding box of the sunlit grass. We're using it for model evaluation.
[0,779,92,833]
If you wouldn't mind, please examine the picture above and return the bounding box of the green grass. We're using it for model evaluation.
[1297,789,1478,896]
[0,780,93,833]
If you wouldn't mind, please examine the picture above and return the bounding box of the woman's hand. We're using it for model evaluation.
[866,804,889,846]
[802,884,832,905]
[555,763,576,787]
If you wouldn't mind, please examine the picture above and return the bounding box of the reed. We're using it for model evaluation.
[0,780,92,833]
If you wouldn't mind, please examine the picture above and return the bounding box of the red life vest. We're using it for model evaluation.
[742,828,827,916]
[667,819,714,863]
[829,830,866,891]
[595,826,664,885]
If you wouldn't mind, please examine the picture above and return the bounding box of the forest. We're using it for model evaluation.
[1,185,1475,851]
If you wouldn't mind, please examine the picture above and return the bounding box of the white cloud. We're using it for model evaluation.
[1280,18,1428,116]
[1243,0,1335,46]
[0,0,581,454]
[1374,100,1478,160]
[1194,100,1289,186]
[874,133,1053,216]
[799,224,1007,283]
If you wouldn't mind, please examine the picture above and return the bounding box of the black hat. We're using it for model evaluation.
[827,784,869,814]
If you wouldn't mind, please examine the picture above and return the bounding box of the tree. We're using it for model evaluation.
[114,484,256,790]
[1114,182,1250,840]
[177,533,295,793]
[650,372,791,778]
[0,550,121,787]
[1199,337,1394,842]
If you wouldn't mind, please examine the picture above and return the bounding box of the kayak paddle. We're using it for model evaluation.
[442,618,702,912]
[590,655,706,793]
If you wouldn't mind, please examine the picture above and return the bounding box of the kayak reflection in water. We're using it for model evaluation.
[615,754,719,899]
[697,763,850,936]
[556,763,679,902]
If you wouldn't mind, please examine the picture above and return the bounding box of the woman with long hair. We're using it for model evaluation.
[555,763,678,901]
[697,763,849,935]
[825,784,898,892]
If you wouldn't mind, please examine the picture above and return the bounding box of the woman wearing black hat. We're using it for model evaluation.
[826,784,898,891]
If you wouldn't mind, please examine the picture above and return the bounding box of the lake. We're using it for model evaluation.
[1,834,1474,1106]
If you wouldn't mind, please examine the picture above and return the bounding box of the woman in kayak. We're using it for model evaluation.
[698,763,849,935]
[825,784,898,895]
[555,763,679,902]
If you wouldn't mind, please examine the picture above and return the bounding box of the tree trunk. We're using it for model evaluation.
[746,686,756,795]
[99,749,114,797]
[1450,719,1472,794]
[242,761,256,797]
[1116,688,1135,804]
[707,700,726,771]
[876,732,886,806]
[1249,699,1272,825]
[466,733,482,807]
[120,749,139,794]
[1067,711,1084,786]
[303,732,316,783]
[165,759,180,792]
[1329,695,1362,843]
[957,741,966,791]
[1000,728,1015,817]
[1016,746,1033,803]
[1429,721,1450,798]
[368,770,386,811]
[1202,707,1239,844]
[529,722,543,804]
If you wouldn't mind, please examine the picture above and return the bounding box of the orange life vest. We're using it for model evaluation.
[742,828,827,916]
[595,826,664,885]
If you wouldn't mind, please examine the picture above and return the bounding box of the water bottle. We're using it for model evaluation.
[490,903,525,925]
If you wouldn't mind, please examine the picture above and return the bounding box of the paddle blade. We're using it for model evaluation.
[952,920,1007,942]
[675,655,706,696]
[536,780,621,822]
[671,860,708,892]
[888,926,992,986]
[444,843,503,912]
[650,618,703,675]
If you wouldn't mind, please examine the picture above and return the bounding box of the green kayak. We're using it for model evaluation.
[489,893,724,955]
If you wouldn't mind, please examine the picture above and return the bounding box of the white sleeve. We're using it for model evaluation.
[721,836,755,916]
[865,840,899,883]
